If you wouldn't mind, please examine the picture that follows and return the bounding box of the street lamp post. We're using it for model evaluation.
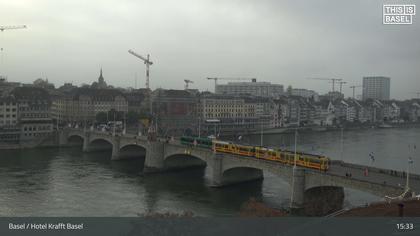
[294,128,298,167]
[406,159,411,192]
[123,111,126,135]
[290,128,298,208]
[199,119,201,138]
[406,145,414,192]
[340,127,344,162]
[112,112,116,137]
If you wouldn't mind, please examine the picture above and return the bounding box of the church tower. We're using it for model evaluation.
[97,68,107,88]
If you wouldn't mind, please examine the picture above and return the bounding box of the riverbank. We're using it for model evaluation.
[247,122,420,136]
[242,197,420,217]
[0,132,58,150]
[337,198,420,217]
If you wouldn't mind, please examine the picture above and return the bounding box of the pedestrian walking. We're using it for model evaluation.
[369,152,375,163]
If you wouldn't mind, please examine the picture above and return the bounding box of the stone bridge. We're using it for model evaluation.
[59,129,420,215]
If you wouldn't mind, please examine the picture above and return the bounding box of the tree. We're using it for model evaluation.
[96,112,107,123]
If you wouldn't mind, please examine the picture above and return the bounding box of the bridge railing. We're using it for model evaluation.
[331,160,420,181]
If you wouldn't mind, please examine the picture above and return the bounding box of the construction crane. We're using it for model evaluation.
[0,25,27,32]
[128,49,154,119]
[128,49,153,90]
[0,25,27,77]
[350,85,362,99]
[207,77,256,91]
[184,79,193,90]
[307,78,342,92]
[0,25,27,51]
[335,81,347,94]
[411,92,420,99]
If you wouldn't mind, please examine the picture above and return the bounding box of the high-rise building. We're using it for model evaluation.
[362,76,390,100]
[215,80,284,98]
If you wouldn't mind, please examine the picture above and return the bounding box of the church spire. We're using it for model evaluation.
[96,67,107,88]
[98,68,104,82]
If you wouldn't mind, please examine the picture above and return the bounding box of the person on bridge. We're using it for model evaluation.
[364,168,369,177]
[369,152,375,163]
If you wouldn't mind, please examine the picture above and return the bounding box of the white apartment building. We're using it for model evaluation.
[215,80,284,98]
[291,88,319,101]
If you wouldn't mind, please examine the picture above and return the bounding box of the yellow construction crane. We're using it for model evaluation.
[184,79,193,90]
[207,77,256,91]
[307,78,342,92]
[350,85,362,99]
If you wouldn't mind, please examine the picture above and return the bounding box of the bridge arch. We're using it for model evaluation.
[119,144,147,160]
[221,167,264,186]
[67,134,84,145]
[164,153,207,170]
[119,142,147,151]
[86,137,114,152]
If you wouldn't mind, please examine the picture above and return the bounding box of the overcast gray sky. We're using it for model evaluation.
[1,0,419,99]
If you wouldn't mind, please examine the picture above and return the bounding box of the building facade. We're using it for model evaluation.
[11,87,53,141]
[215,80,284,98]
[152,89,197,136]
[0,96,18,127]
[291,88,319,101]
[363,76,391,101]
[51,88,128,124]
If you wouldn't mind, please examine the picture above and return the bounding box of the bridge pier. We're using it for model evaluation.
[82,133,90,152]
[58,130,69,146]
[303,186,344,216]
[210,153,224,186]
[144,142,165,173]
[111,137,120,160]
[210,154,264,187]
[290,167,305,213]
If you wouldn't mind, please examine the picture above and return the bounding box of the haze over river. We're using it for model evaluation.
[0,127,419,216]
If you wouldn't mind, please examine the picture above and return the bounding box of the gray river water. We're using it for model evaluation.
[0,127,419,216]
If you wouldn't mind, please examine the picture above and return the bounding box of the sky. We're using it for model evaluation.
[0,0,419,99]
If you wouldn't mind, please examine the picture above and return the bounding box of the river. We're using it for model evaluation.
[0,127,419,216]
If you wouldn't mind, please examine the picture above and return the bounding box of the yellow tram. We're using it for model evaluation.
[213,141,329,171]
